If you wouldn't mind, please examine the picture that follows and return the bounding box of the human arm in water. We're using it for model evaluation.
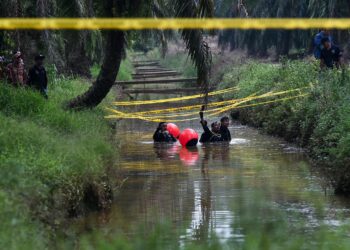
[153,123,164,142]
[199,106,215,143]
[199,105,211,134]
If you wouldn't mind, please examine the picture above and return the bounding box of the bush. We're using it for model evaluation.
[0,79,117,249]
[220,60,350,193]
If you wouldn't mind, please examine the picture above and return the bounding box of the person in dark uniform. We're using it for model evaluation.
[153,122,177,143]
[199,107,223,143]
[320,38,342,70]
[313,30,333,59]
[220,116,232,142]
[27,54,48,98]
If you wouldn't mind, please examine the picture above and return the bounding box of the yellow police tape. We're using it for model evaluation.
[110,87,306,118]
[1,18,350,30]
[105,94,308,123]
[106,95,253,119]
[105,88,308,122]
[112,92,259,115]
[112,86,239,106]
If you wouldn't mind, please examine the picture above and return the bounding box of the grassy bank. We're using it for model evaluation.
[219,60,350,193]
[0,75,119,248]
[147,49,197,78]
[91,58,133,81]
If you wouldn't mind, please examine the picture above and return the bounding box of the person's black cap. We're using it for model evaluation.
[35,54,45,61]
[321,37,330,45]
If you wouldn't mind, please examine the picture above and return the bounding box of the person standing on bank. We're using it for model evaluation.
[313,30,333,59]
[320,38,342,70]
[6,51,27,86]
[27,54,48,98]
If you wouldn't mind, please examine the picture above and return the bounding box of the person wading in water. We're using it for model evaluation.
[220,116,232,142]
[199,106,223,143]
[153,122,177,143]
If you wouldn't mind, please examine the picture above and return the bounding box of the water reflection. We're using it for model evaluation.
[154,143,180,160]
[180,147,199,167]
[73,122,350,244]
[190,145,213,241]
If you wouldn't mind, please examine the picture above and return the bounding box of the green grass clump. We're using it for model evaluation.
[220,60,350,193]
[148,48,197,78]
[0,78,116,249]
[91,58,133,81]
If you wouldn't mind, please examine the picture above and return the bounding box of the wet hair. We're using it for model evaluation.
[220,116,229,122]
[321,37,330,45]
[158,122,166,127]
[211,121,219,128]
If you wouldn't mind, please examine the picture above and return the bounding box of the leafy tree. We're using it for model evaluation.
[0,0,214,109]
[68,0,214,109]
[218,0,350,57]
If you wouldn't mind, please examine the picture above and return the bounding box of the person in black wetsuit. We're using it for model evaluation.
[199,107,223,143]
[200,120,223,143]
[220,116,232,142]
[153,122,177,143]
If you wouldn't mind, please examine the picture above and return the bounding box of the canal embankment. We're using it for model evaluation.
[217,59,350,194]
[0,72,126,248]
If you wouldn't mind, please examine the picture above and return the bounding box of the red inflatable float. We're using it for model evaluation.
[179,128,199,147]
[167,123,181,138]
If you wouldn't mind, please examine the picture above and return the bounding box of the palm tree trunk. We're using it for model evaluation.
[67,30,125,109]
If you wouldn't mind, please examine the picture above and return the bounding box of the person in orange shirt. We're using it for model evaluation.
[6,51,27,86]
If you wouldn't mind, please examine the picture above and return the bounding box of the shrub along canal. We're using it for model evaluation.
[72,119,350,246]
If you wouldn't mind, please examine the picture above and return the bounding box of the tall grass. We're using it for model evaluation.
[148,49,197,78]
[91,58,133,81]
[219,59,350,193]
[0,77,117,249]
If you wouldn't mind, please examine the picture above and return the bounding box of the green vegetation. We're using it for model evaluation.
[217,0,350,57]
[148,49,197,78]
[220,60,350,193]
[1,0,212,108]
[91,58,133,81]
[0,76,118,248]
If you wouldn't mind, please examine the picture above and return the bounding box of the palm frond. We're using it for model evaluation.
[198,0,215,18]
[174,0,214,103]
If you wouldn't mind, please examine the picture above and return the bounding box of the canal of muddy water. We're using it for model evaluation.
[74,119,350,244]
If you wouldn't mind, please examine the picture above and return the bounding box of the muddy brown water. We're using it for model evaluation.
[74,119,350,243]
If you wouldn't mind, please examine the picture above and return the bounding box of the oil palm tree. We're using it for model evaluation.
[0,0,102,75]
[67,0,214,109]
[217,0,350,57]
